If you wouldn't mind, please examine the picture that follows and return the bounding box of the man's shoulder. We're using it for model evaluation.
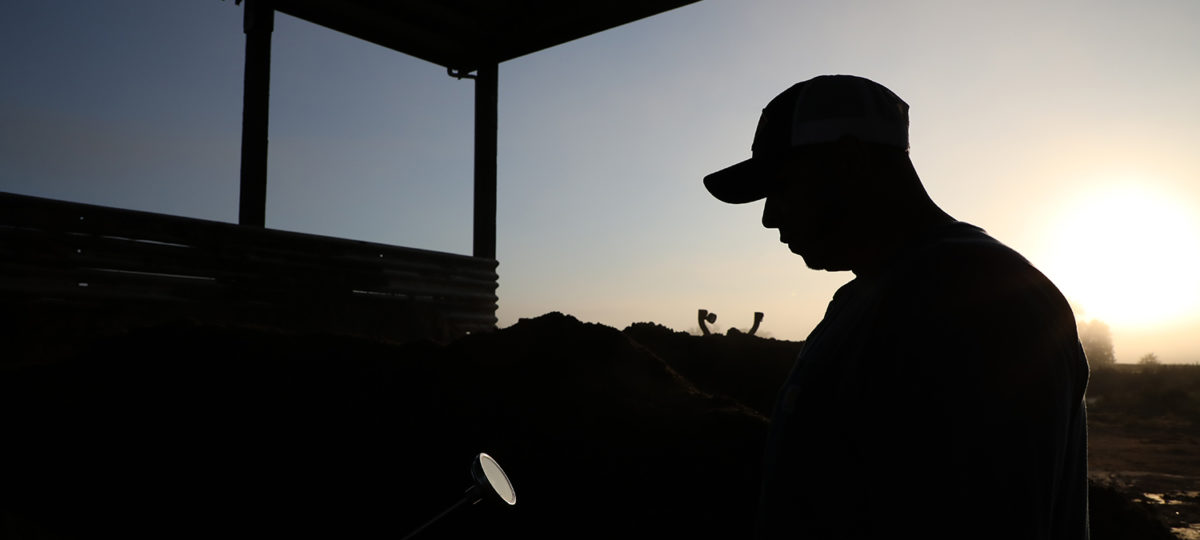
[899,222,1069,312]
[886,223,1085,377]
[921,222,1023,261]
[908,222,1036,277]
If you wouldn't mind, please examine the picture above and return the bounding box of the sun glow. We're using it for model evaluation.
[1040,182,1200,330]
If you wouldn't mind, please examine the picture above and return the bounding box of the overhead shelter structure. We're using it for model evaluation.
[237,0,700,257]
[0,0,699,346]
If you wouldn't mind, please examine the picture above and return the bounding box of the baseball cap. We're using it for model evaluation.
[703,75,910,204]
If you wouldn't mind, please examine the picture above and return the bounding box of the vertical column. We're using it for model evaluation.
[472,64,498,260]
[239,0,273,227]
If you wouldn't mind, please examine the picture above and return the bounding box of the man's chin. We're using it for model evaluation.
[792,246,851,272]
[804,260,851,272]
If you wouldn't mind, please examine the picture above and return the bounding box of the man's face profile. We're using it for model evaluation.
[760,147,857,271]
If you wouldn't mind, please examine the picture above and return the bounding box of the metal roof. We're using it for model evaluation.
[272,0,700,72]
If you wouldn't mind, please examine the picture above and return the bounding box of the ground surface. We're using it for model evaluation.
[1088,413,1200,539]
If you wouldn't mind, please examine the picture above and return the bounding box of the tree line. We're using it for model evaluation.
[1077,319,1160,367]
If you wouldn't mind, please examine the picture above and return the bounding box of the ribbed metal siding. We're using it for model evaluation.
[0,192,498,342]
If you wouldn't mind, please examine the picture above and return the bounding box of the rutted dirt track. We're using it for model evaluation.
[1088,414,1200,539]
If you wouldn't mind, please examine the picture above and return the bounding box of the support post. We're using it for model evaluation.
[239,0,273,227]
[473,64,498,260]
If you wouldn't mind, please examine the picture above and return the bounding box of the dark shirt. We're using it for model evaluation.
[757,222,1089,540]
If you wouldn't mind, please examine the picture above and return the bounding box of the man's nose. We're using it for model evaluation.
[762,196,781,229]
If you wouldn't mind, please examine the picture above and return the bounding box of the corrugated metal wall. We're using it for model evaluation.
[1,193,498,345]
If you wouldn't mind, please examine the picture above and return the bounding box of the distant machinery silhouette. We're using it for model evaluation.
[698,309,764,336]
[749,311,764,335]
[698,309,718,335]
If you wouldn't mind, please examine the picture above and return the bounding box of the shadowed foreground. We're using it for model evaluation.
[2,313,1189,539]
[2,313,765,539]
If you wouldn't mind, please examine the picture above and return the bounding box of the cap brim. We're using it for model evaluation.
[703,157,772,204]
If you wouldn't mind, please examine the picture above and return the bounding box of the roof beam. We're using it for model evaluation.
[238,0,273,227]
[473,64,498,260]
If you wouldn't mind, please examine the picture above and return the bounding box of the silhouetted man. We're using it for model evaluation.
[704,75,1089,539]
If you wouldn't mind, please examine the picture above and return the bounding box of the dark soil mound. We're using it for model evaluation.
[1088,482,1179,540]
[623,322,801,417]
[2,313,765,540]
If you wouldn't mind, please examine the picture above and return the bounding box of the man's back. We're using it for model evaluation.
[757,222,1089,539]
[700,75,1090,539]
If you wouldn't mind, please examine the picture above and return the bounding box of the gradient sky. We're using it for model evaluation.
[3,0,1199,363]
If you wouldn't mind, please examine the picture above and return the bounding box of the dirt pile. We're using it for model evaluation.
[3,313,766,539]
[622,322,801,417]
